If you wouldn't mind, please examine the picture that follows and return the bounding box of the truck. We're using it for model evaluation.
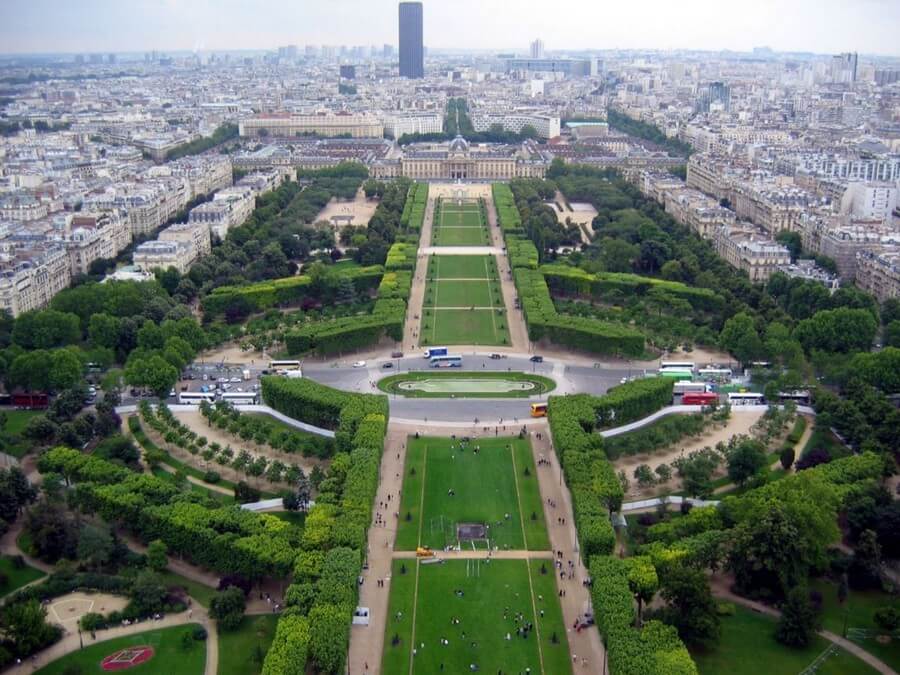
[242,369,251,381]
[284,369,304,379]
[423,347,448,359]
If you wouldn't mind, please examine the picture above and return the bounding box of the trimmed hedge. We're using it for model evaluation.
[385,242,418,271]
[506,235,539,270]
[492,183,523,233]
[400,182,428,230]
[202,266,383,319]
[515,268,645,356]
[541,264,724,313]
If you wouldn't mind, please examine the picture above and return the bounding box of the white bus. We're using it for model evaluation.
[222,391,259,405]
[727,392,765,405]
[698,367,733,380]
[423,347,449,359]
[178,391,217,405]
[660,361,696,372]
[268,360,301,371]
[674,381,708,395]
[778,390,811,405]
[430,354,463,368]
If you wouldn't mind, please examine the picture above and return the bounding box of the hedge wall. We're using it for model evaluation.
[514,268,645,356]
[506,235,539,270]
[492,183,523,233]
[202,266,383,319]
[400,182,428,231]
[541,264,724,313]
[385,242,418,271]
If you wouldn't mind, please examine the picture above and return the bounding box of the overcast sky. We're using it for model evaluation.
[2,0,898,57]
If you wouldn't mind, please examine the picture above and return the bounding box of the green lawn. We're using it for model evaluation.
[381,559,571,675]
[157,570,218,608]
[423,309,509,346]
[433,201,489,246]
[217,615,279,675]
[690,605,876,675]
[812,578,900,671]
[425,279,499,307]
[428,255,496,279]
[395,436,548,551]
[433,226,489,246]
[36,624,206,675]
[377,371,555,399]
[0,554,45,595]
[1,409,41,458]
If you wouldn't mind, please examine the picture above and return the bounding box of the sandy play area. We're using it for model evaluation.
[546,191,597,244]
[48,592,129,630]
[314,189,378,227]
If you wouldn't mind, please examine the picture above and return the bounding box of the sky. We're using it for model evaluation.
[1,0,899,57]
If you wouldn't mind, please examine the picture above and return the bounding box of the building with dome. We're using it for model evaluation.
[371,135,549,181]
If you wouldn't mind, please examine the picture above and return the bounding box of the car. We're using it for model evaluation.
[382,362,394,369]
[229,377,241,383]
[391,351,404,358]
[489,353,502,360]
[530,355,544,363]
[353,360,367,368]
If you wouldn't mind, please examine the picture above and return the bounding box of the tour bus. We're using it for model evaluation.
[660,361,696,372]
[530,402,548,418]
[673,381,708,395]
[178,391,217,405]
[658,368,694,382]
[778,390,811,405]
[423,347,449,359]
[221,391,259,405]
[727,392,765,405]
[681,392,719,406]
[429,354,463,368]
[697,367,733,380]
[268,360,301,371]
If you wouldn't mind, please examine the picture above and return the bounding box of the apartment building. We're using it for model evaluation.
[62,212,132,276]
[0,194,49,222]
[158,221,211,259]
[855,247,900,301]
[714,224,791,282]
[0,244,72,317]
[383,112,443,138]
[840,182,899,223]
[188,187,253,239]
[471,113,561,139]
[132,240,196,274]
[238,113,383,139]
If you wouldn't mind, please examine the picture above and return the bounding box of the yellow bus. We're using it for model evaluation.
[530,402,548,418]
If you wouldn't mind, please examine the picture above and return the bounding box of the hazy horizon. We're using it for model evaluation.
[2,0,899,58]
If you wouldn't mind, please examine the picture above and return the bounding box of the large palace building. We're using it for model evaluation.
[372,136,548,180]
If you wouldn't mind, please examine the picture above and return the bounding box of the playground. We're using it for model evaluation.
[47,592,129,629]
[314,189,378,228]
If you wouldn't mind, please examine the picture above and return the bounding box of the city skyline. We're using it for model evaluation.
[2,0,899,58]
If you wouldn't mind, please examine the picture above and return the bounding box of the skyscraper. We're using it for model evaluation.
[530,39,545,59]
[398,2,424,79]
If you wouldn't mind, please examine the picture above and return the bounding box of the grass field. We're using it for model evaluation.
[1,409,41,458]
[690,605,876,675]
[381,559,572,675]
[0,554,45,595]
[217,615,279,675]
[422,255,509,346]
[36,624,206,675]
[395,436,548,551]
[157,570,217,608]
[811,578,900,671]
[432,199,489,247]
[378,371,556,398]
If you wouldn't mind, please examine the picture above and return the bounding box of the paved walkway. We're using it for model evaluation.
[420,245,505,256]
[0,518,54,575]
[710,576,897,675]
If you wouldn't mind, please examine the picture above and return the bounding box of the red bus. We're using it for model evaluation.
[681,392,719,406]
[12,392,49,409]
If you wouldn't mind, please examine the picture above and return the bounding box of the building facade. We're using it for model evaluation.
[238,114,383,139]
[398,2,424,79]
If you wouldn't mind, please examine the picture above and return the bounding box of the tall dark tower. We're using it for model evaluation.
[398,2,424,79]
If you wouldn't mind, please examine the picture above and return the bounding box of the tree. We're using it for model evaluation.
[775,586,819,648]
[130,570,167,616]
[633,464,656,488]
[659,565,721,647]
[873,607,900,635]
[48,349,84,391]
[726,438,768,487]
[849,529,883,590]
[23,501,77,563]
[719,312,763,365]
[794,308,878,354]
[775,231,803,261]
[147,539,168,573]
[308,603,348,674]
[780,447,795,471]
[655,463,672,483]
[77,524,114,570]
[627,557,658,627]
[0,467,37,523]
[210,586,246,631]
[675,449,720,499]
[2,599,60,657]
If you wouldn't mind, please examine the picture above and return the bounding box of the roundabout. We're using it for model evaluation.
[377,370,556,398]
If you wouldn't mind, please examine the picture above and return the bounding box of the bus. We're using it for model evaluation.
[178,391,217,405]
[430,354,463,368]
[674,381,708,395]
[727,392,765,405]
[778,390,811,405]
[268,360,301,371]
[658,369,694,381]
[222,391,259,405]
[530,402,548,418]
[660,361,696,372]
[423,347,449,359]
[682,392,719,406]
[697,367,733,380]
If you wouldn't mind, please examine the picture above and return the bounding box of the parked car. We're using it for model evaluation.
[530,355,544,363]
[229,377,241,383]
[353,361,367,368]
[391,351,404,358]
[489,353,502,360]
[382,362,394,369]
